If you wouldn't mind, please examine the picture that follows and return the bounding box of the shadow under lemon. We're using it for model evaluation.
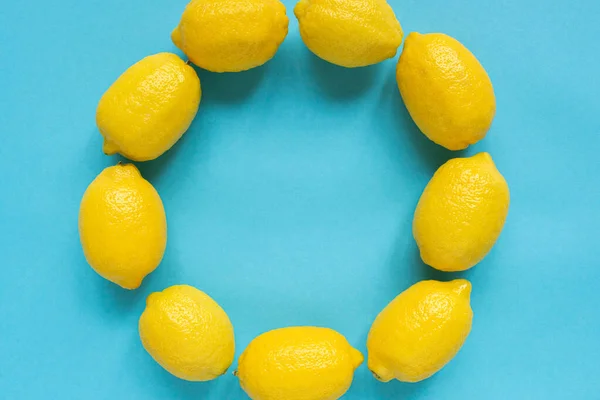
[306,49,381,99]
[196,64,267,104]
[74,253,147,325]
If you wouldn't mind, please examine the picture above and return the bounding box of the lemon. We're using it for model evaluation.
[172,0,289,73]
[414,152,510,272]
[367,280,473,383]
[397,33,495,150]
[79,164,167,289]
[236,326,363,400]
[139,285,235,381]
[294,0,403,67]
[96,53,201,161]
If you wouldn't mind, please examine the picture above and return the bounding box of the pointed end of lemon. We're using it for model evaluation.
[397,27,405,46]
[294,0,308,18]
[107,163,141,181]
[122,163,141,174]
[171,27,183,49]
[473,152,493,164]
[406,32,422,43]
[145,292,160,307]
[350,347,364,369]
[367,355,395,382]
[450,279,472,298]
[118,279,142,290]
[401,32,422,59]
[102,138,119,156]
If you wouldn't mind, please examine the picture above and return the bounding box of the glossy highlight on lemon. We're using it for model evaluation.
[139,285,235,381]
[236,326,363,400]
[79,164,167,289]
[172,0,289,72]
[295,0,403,67]
[414,152,510,272]
[397,33,496,150]
[368,280,473,383]
[96,53,201,161]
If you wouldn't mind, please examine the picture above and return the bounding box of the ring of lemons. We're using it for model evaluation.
[79,0,509,398]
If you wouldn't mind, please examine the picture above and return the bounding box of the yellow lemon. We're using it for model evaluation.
[139,285,235,381]
[236,326,363,400]
[397,33,495,150]
[172,0,289,72]
[79,164,167,289]
[294,0,403,67]
[367,280,473,383]
[414,152,510,272]
[96,53,201,161]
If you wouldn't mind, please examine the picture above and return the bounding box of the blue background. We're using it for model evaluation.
[1,0,599,398]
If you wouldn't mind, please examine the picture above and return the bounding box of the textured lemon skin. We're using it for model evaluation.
[79,164,167,290]
[237,327,363,400]
[397,33,496,150]
[414,152,510,272]
[172,0,289,73]
[294,0,403,68]
[96,53,201,161]
[367,280,473,383]
[139,285,235,381]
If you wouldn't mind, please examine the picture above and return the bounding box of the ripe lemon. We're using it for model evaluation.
[79,164,167,289]
[414,152,510,272]
[172,0,289,72]
[236,326,363,400]
[96,53,201,162]
[139,285,235,381]
[397,33,495,150]
[368,280,473,383]
[294,0,403,67]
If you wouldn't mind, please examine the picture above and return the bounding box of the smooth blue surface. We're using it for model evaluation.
[1,0,599,398]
